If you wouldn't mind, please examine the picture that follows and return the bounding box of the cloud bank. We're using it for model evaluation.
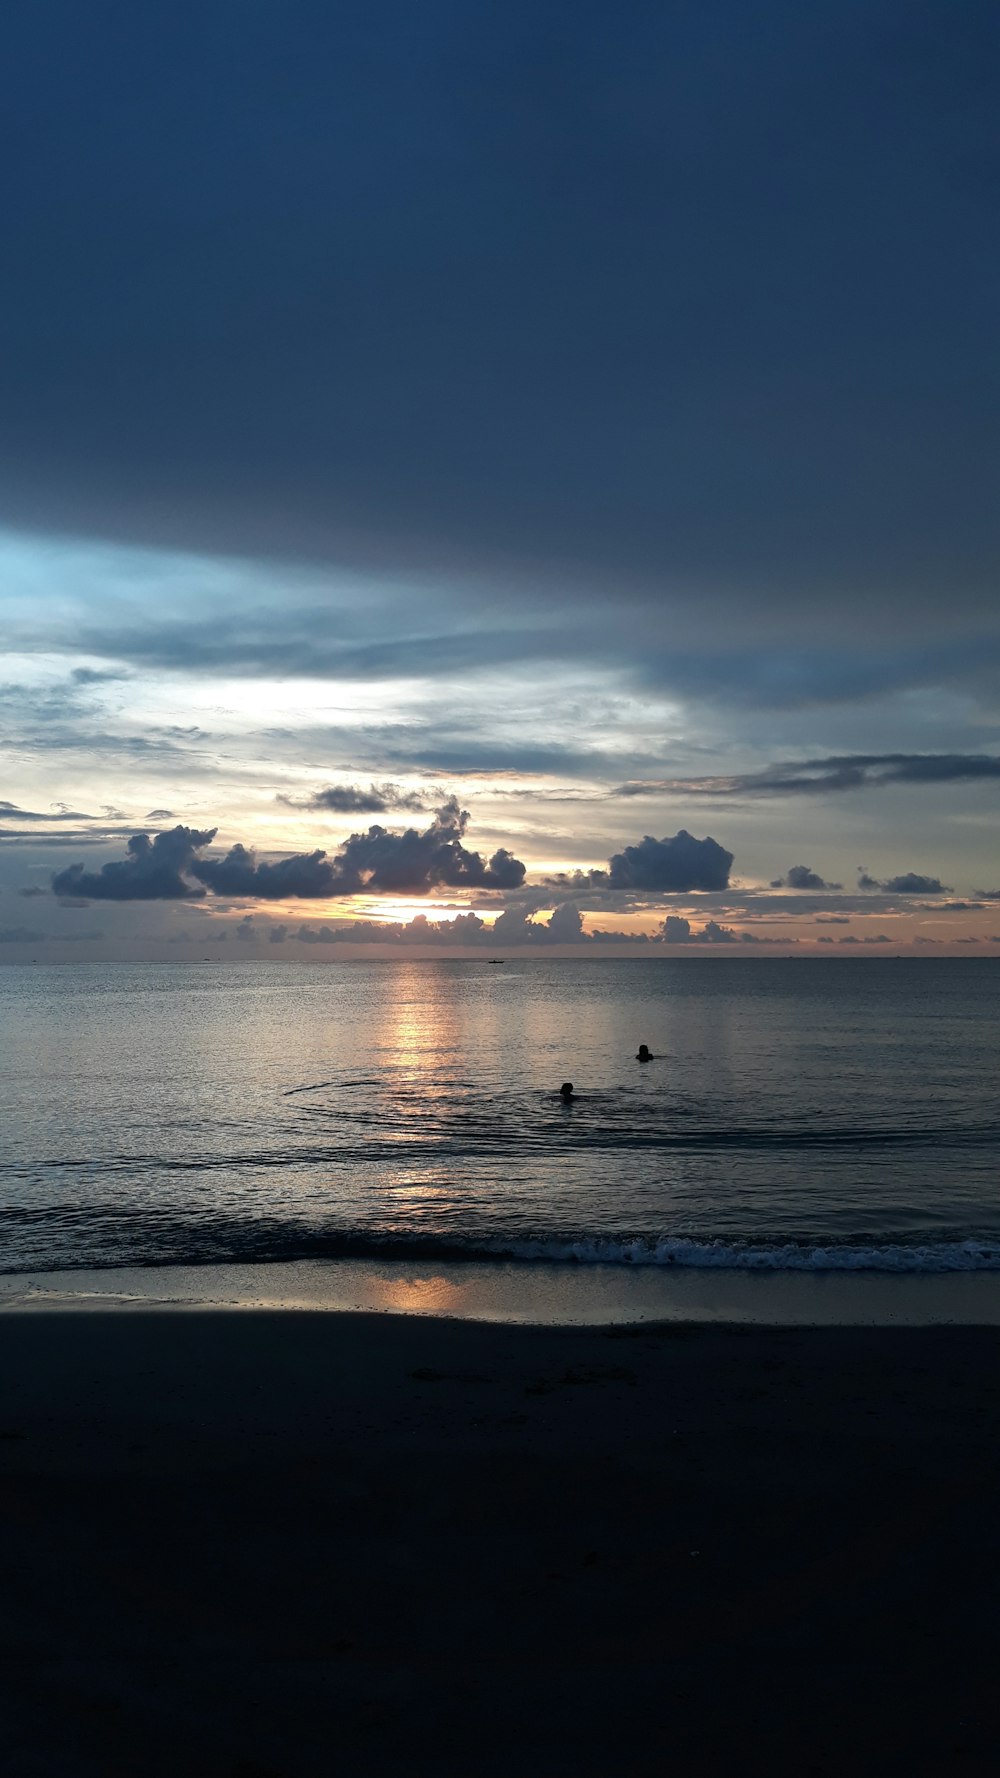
[52,804,528,902]
[48,815,746,910]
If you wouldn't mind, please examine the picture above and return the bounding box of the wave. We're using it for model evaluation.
[5,1222,1000,1275]
[495,1235,1000,1272]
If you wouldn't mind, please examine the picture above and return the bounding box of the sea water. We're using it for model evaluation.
[2,957,999,1282]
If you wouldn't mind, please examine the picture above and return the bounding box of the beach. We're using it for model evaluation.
[3,1306,999,1776]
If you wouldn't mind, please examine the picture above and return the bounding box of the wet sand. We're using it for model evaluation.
[2,1311,999,1776]
[7,1253,1000,1323]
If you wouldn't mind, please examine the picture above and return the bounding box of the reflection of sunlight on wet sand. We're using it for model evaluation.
[367,1271,471,1315]
[6,1260,1000,1326]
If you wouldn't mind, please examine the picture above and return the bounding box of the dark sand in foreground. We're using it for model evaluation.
[2,1312,999,1776]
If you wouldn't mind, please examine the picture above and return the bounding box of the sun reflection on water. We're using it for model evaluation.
[382,964,458,1094]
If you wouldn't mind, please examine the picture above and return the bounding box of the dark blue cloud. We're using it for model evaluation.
[858,869,951,895]
[661,915,693,943]
[282,783,428,815]
[192,844,352,900]
[70,667,128,685]
[490,901,585,945]
[276,726,661,780]
[614,752,1000,800]
[46,814,741,905]
[602,830,733,893]
[56,803,527,901]
[770,865,842,890]
[658,913,788,945]
[57,614,1000,710]
[52,826,217,899]
[881,873,950,896]
[0,0,994,648]
[318,799,525,893]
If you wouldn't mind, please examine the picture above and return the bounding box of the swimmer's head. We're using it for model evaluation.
[559,1081,574,1099]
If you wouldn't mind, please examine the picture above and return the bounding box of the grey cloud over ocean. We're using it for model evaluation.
[858,871,951,895]
[69,612,580,685]
[196,800,526,898]
[48,816,744,905]
[2,2,995,640]
[52,827,217,901]
[602,832,733,894]
[281,784,429,815]
[613,755,1000,800]
[545,832,735,897]
[657,916,788,946]
[26,596,1000,714]
[52,804,528,902]
[770,866,842,891]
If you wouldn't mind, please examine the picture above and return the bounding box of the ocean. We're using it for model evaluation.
[2,957,999,1281]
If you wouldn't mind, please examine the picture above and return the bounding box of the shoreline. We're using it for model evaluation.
[2,1307,1000,1774]
[2,1253,1000,1324]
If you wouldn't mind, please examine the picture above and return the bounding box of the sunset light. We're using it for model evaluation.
[3,8,999,1774]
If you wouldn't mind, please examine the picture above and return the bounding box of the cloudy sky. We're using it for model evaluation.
[2,0,998,957]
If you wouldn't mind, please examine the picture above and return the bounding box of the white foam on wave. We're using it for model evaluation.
[494,1235,1000,1273]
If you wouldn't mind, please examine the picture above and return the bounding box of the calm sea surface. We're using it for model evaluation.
[2,958,999,1275]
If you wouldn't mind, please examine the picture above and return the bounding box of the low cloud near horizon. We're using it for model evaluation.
[50,803,527,903]
[12,804,988,955]
[50,815,739,906]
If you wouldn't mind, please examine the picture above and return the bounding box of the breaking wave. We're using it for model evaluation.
[5,1219,1000,1275]
[493,1235,1000,1272]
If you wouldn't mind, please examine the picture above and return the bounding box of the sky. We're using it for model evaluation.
[2,0,998,958]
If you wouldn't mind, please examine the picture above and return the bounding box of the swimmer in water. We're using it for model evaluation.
[636,1043,653,1062]
[559,1081,574,1102]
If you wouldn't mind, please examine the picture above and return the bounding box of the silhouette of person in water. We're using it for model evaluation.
[636,1043,654,1062]
[559,1081,575,1102]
